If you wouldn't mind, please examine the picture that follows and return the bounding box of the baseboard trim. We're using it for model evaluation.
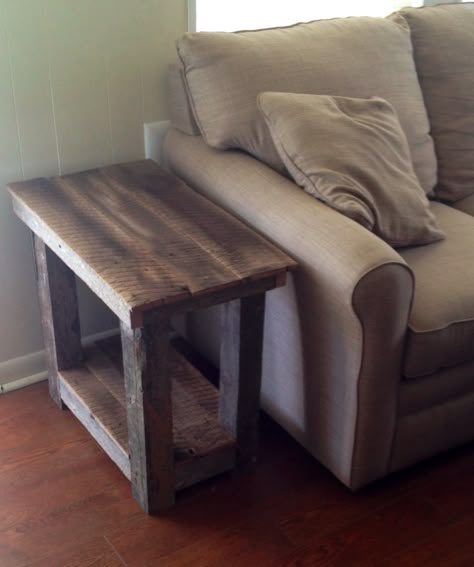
[0,371,49,394]
[0,328,119,395]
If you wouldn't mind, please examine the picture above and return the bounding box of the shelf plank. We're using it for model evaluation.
[59,366,131,478]
[58,338,236,489]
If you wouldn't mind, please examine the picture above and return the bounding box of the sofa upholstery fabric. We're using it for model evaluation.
[168,64,200,136]
[390,392,474,473]
[399,359,474,418]
[163,128,415,489]
[400,203,474,378]
[166,2,474,490]
[400,4,474,202]
[257,92,444,246]
[177,16,437,193]
[453,193,474,217]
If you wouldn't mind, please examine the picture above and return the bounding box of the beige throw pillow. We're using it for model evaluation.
[177,16,437,194]
[257,92,445,247]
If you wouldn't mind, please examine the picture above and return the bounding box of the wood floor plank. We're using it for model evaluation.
[28,537,126,567]
[0,482,141,566]
[273,496,446,567]
[0,387,139,566]
[1,381,473,567]
[379,516,474,567]
[149,517,295,567]
[0,397,92,478]
[272,458,474,567]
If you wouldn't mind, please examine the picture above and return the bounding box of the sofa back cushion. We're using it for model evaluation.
[177,16,437,193]
[168,64,201,136]
[400,4,474,202]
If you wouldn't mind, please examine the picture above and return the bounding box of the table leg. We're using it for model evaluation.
[34,236,82,409]
[121,316,175,514]
[219,293,265,464]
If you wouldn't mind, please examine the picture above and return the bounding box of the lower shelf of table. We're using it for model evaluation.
[58,336,236,491]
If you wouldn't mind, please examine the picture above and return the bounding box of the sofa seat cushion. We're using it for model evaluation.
[257,92,444,247]
[400,203,474,378]
[177,16,437,193]
[400,4,474,202]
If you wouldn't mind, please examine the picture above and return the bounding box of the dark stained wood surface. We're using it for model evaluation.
[1,380,473,567]
[8,160,297,327]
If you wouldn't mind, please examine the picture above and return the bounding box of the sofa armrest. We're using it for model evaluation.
[163,128,414,488]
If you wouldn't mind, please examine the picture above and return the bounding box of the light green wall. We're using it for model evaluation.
[0,0,187,383]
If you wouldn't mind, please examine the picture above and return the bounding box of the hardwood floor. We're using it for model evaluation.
[0,381,473,566]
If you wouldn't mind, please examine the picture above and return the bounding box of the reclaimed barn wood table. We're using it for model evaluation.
[8,160,297,514]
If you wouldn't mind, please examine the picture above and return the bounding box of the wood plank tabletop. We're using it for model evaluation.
[8,160,296,326]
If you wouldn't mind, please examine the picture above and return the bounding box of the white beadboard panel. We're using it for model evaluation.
[0,8,23,185]
[0,208,42,363]
[0,0,188,381]
[3,0,60,179]
[140,0,188,122]
[0,10,44,363]
[105,0,145,163]
[45,0,113,174]
[106,55,145,163]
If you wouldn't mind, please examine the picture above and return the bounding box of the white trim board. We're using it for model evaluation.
[0,327,119,395]
[144,120,170,164]
[0,348,46,388]
[187,0,197,31]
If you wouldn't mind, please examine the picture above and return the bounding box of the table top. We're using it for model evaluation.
[9,160,296,327]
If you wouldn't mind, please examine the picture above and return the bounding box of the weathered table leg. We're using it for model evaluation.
[34,236,82,409]
[219,293,266,464]
[121,315,175,514]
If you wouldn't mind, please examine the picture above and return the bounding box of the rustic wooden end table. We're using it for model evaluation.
[8,160,297,514]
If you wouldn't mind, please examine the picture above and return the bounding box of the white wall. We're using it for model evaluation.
[0,0,187,386]
[193,0,423,31]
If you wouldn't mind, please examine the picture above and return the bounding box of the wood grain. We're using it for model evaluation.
[379,516,474,567]
[97,334,236,472]
[121,316,175,514]
[219,294,265,464]
[59,366,130,477]
[1,381,473,567]
[9,160,295,516]
[9,160,296,327]
[34,237,82,408]
[60,335,237,504]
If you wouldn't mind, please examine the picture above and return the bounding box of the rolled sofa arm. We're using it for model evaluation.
[163,128,414,489]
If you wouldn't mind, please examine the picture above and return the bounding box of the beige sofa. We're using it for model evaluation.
[163,3,474,490]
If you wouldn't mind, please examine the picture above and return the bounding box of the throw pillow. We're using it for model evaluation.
[177,16,437,194]
[257,92,445,247]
